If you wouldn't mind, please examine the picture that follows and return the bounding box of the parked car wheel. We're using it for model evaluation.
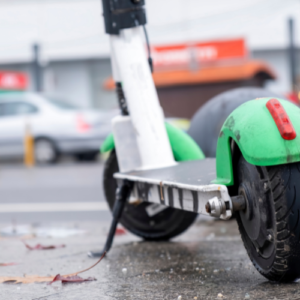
[34,138,59,164]
[75,151,99,162]
[188,87,284,157]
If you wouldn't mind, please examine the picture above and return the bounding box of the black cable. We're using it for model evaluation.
[116,82,129,116]
[142,25,153,73]
[134,20,153,73]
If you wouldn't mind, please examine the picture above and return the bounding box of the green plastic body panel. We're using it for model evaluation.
[100,122,205,162]
[214,98,300,186]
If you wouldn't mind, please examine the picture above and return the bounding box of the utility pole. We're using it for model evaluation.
[288,18,297,93]
[32,43,42,92]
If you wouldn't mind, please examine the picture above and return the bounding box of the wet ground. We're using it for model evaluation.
[1,219,300,300]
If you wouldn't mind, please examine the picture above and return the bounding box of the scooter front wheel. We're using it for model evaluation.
[103,150,198,241]
[237,156,300,282]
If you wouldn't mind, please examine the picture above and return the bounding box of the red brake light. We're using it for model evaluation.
[76,115,91,132]
[266,98,296,140]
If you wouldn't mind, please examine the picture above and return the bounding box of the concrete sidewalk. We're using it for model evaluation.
[0,219,299,300]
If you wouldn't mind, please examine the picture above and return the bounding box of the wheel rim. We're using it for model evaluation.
[35,140,55,163]
[237,157,276,271]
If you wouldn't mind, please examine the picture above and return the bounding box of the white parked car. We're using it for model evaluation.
[0,92,116,163]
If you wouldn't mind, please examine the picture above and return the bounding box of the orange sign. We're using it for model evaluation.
[151,38,247,70]
[0,72,28,90]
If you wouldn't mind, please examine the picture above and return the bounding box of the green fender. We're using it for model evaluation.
[214,97,300,186]
[100,122,205,161]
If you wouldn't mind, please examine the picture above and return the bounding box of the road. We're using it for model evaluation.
[1,162,299,299]
[0,161,112,223]
[1,219,299,300]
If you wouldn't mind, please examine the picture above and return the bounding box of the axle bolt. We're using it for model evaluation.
[267,234,273,242]
[205,202,211,213]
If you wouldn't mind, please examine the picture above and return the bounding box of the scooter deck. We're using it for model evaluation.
[114,158,216,187]
[114,159,232,219]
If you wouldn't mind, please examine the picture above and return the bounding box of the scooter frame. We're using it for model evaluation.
[90,0,300,285]
[88,0,242,257]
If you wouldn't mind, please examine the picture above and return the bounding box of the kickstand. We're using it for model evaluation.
[88,180,133,258]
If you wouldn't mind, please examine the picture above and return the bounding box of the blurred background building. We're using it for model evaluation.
[0,0,299,116]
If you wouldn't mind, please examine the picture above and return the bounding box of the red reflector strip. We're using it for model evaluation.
[266,99,296,140]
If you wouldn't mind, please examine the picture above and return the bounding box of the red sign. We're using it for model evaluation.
[151,38,247,70]
[0,72,28,90]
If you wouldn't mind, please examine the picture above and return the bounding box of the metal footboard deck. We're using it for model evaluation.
[114,159,232,219]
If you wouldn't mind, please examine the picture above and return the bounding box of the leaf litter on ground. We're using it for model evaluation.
[23,241,65,250]
[115,227,126,235]
[49,274,96,284]
[0,251,106,284]
[0,263,18,267]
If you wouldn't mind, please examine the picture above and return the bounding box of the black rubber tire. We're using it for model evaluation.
[236,156,300,282]
[104,151,198,241]
[75,151,99,162]
[34,138,59,164]
[188,87,284,157]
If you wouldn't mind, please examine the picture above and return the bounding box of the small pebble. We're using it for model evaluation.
[196,267,199,271]
[201,268,205,271]
[122,268,127,275]
[217,293,223,298]
[245,293,250,299]
[182,268,186,272]
[213,269,219,273]
[194,297,197,299]
[178,296,182,300]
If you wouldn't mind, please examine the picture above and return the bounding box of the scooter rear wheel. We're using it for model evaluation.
[188,87,284,157]
[104,150,198,241]
[237,156,300,282]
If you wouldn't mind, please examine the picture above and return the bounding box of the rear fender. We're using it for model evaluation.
[100,122,205,161]
[214,98,300,186]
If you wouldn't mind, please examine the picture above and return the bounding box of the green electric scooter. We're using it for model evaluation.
[90,0,300,283]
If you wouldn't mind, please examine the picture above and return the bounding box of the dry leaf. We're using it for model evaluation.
[0,251,106,284]
[49,274,96,284]
[115,228,126,235]
[23,241,65,250]
[0,263,18,267]
[0,275,53,284]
